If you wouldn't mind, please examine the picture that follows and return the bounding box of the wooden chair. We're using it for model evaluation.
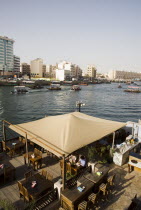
[41,169,47,178]
[19,136,22,141]
[38,151,43,168]
[24,170,32,180]
[78,201,88,210]
[99,183,108,196]
[88,193,97,204]
[2,141,6,152]
[22,138,26,144]
[107,174,115,186]
[46,150,51,156]
[23,186,33,202]
[66,162,72,175]
[47,172,53,181]
[34,148,39,156]
[17,181,24,198]
[39,150,42,158]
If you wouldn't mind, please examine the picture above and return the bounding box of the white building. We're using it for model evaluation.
[56,69,71,81]
[56,61,82,80]
[87,65,97,78]
[108,70,141,80]
[30,58,43,78]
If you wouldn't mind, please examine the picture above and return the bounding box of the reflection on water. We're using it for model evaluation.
[0,83,141,135]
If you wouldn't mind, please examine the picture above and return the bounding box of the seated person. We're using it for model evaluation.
[69,154,77,164]
[77,155,86,167]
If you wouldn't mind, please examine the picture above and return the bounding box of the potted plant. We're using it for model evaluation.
[88,146,97,163]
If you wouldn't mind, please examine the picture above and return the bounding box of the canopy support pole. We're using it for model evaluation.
[112,132,115,149]
[25,133,29,165]
[132,123,134,137]
[2,120,6,142]
[62,154,66,191]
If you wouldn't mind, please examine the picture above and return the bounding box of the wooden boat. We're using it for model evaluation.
[79,83,88,86]
[48,84,61,90]
[71,85,81,91]
[11,86,28,94]
[124,86,141,93]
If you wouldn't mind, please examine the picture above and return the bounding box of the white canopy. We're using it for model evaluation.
[9,112,126,157]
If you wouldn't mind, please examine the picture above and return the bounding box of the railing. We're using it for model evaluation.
[33,188,58,210]
[66,165,91,189]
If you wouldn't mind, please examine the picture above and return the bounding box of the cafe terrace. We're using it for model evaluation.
[1,112,141,209]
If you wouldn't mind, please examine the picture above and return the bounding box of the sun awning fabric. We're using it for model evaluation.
[8,112,126,157]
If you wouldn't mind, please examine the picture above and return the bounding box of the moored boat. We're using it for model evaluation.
[11,86,29,94]
[71,85,81,91]
[124,86,141,93]
[79,83,88,86]
[48,84,61,90]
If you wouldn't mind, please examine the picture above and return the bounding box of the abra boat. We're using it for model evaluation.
[48,84,61,90]
[11,86,29,94]
[71,85,81,91]
[124,86,141,93]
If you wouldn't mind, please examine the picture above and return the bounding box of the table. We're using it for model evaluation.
[6,139,25,157]
[21,173,54,199]
[83,166,109,184]
[128,152,141,173]
[23,152,42,170]
[61,178,94,210]
[113,142,140,166]
[0,160,15,183]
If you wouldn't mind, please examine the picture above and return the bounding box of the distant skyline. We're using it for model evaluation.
[0,0,141,73]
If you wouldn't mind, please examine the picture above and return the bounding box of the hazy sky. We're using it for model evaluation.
[0,0,141,73]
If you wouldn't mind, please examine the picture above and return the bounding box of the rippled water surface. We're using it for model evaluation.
[0,83,141,134]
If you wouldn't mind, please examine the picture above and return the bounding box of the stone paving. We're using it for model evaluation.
[98,164,141,210]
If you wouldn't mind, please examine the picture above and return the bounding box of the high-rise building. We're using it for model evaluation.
[14,55,20,74]
[0,36,14,76]
[21,63,30,75]
[30,58,43,77]
[87,65,97,79]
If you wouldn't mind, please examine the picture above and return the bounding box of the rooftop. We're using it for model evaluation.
[0,36,14,43]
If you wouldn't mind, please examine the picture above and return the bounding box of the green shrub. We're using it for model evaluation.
[0,199,16,210]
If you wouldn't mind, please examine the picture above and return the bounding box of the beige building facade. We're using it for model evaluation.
[108,70,141,80]
[87,65,97,78]
[30,58,43,77]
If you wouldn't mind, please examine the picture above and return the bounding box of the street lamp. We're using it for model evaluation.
[76,101,85,112]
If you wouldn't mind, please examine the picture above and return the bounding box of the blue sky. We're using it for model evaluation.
[0,0,141,73]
